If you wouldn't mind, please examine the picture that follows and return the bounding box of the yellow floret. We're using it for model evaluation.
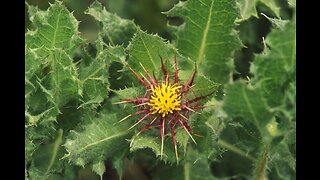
[148,82,182,117]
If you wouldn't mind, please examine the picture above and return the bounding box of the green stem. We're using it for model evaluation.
[184,162,190,180]
[253,142,271,180]
[217,139,256,161]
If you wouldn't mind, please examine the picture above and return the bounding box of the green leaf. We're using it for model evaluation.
[42,49,80,107]
[127,29,176,78]
[268,121,295,179]
[259,0,280,17]
[166,0,241,83]
[223,82,273,133]
[222,14,296,179]
[251,17,296,107]
[25,131,37,163]
[237,0,258,20]
[78,48,110,109]
[288,0,296,7]
[26,1,80,56]
[26,1,81,127]
[188,74,220,100]
[130,135,176,164]
[111,148,128,178]
[175,128,189,157]
[283,76,296,121]
[105,45,127,64]
[28,129,64,179]
[261,13,289,30]
[179,98,225,161]
[26,49,79,128]
[77,36,126,109]
[86,1,137,46]
[237,0,280,21]
[130,135,162,157]
[183,147,215,180]
[114,87,142,99]
[25,47,42,80]
[62,113,131,167]
[92,161,105,178]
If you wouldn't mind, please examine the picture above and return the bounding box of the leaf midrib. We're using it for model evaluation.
[196,0,214,67]
[72,130,128,155]
[139,32,158,71]
[51,8,63,48]
[241,86,259,126]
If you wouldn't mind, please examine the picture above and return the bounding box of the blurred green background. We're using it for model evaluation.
[25,0,293,179]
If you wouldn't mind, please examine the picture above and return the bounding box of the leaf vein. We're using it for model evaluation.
[196,0,214,66]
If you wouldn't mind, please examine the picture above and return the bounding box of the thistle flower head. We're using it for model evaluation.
[115,53,212,163]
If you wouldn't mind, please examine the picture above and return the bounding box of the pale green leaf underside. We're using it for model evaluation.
[166,0,241,83]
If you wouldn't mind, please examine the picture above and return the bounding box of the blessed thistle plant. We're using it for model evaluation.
[115,54,212,163]
[25,0,296,179]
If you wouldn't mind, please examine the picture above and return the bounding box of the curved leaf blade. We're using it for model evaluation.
[26,1,80,55]
[63,113,131,167]
[166,0,241,83]
[127,30,176,77]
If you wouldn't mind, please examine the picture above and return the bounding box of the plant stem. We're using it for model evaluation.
[253,142,271,180]
[184,162,190,180]
[217,139,256,161]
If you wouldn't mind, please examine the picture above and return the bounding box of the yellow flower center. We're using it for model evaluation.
[149,82,182,117]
